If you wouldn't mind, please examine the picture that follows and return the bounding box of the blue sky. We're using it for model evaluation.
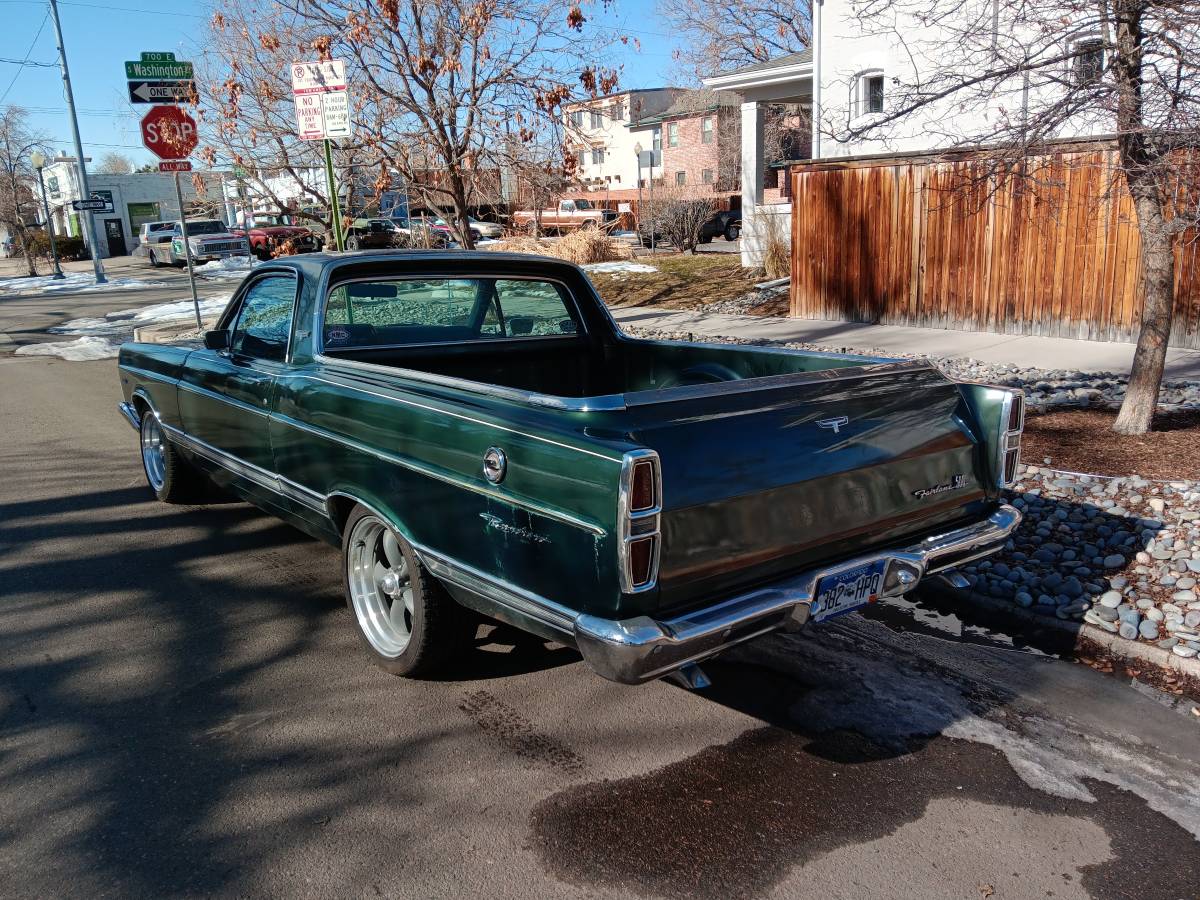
[0,0,682,167]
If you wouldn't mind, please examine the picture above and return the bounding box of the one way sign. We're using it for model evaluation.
[127,80,196,104]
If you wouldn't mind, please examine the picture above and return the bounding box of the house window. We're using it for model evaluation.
[667,122,679,147]
[612,101,625,121]
[590,110,603,129]
[675,171,686,186]
[1073,38,1105,84]
[591,148,605,165]
[577,149,586,167]
[701,168,713,184]
[570,110,583,128]
[652,127,662,153]
[866,75,884,113]
[701,117,713,144]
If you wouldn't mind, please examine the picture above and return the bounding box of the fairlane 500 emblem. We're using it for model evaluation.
[817,415,850,434]
[912,474,967,499]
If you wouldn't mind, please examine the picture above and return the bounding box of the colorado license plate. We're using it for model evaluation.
[811,559,886,623]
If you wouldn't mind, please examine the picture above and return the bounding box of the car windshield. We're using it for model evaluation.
[253,215,289,226]
[185,221,227,235]
[147,222,174,233]
[322,277,581,349]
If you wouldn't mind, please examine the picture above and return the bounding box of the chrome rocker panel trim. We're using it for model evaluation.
[574,504,1022,684]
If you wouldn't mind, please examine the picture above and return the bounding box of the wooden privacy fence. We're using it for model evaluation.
[789,145,1200,349]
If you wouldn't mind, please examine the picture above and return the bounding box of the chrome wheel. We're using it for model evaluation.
[347,515,414,658]
[140,412,166,491]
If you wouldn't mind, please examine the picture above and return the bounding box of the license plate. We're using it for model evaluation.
[811,559,886,623]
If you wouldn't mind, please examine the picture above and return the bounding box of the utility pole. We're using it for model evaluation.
[46,0,106,283]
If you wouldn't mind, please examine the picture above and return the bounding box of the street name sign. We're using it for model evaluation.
[125,59,193,80]
[128,80,196,104]
[158,160,192,172]
[140,105,199,161]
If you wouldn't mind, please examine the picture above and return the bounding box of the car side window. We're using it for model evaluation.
[494,280,578,336]
[230,275,296,362]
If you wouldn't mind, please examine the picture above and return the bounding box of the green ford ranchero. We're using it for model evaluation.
[117,251,1023,686]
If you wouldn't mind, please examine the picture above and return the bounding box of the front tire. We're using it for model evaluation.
[724,222,741,241]
[346,235,360,251]
[342,507,471,677]
[139,409,201,503]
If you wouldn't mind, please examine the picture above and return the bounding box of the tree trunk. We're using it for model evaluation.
[17,229,38,277]
[1112,192,1175,435]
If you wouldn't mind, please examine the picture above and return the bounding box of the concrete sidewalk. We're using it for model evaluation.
[610,306,1200,379]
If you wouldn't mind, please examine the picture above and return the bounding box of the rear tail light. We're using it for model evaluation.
[618,450,662,592]
[999,390,1024,488]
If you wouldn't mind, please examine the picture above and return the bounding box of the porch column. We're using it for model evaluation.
[740,101,764,267]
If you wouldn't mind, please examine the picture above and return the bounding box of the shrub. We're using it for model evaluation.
[648,198,715,255]
[25,230,90,261]
[488,227,631,265]
[761,218,790,280]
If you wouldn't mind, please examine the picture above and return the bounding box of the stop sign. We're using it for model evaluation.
[140,105,198,161]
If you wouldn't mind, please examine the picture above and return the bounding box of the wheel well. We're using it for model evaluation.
[131,394,151,416]
[327,494,359,537]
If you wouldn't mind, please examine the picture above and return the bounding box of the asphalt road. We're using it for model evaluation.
[1,273,1198,899]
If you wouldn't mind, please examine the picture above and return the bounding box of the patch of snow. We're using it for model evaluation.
[195,256,256,281]
[0,272,170,296]
[15,336,121,361]
[582,261,657,275]
[49,294,233,338]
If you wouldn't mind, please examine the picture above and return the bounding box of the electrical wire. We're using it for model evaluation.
[0,9,50,106]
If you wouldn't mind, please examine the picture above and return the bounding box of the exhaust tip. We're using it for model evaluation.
[665,662,712,690]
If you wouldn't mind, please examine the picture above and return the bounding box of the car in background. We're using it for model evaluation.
[637,208,742,247]
[343,218,450,251]
[166,220,251,267]
[432,216,504,242]
[232,212,320,260]
[512,198,618,234]
[136,221,180,267]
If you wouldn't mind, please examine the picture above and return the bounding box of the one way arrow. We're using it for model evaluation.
[127,80,196,104]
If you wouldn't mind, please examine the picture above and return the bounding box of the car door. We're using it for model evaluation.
[177,271,298,486]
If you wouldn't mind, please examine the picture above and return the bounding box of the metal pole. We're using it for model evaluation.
[649,163,655,256]
[636,154,642,239]
[174,171,202,330]
[46,0,105,283]
[812,0,823,159]
[35,168,64,279]
[324,138,344,251]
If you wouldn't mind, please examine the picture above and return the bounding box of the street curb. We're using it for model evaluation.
[929,580,1200,689]
[134,319,215,343]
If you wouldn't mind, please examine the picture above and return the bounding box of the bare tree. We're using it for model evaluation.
[659,0,811,81]
[95,152,133,175]
[201,0,615,249]
[0,108,49,277]
[836,0,1200,434]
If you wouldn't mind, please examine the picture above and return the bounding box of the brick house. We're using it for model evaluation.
[630,90,741,195]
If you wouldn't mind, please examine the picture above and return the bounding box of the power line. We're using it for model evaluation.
[0,10,50,106]
[0,0,206,17]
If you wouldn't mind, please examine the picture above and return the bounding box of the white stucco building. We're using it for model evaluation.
[36,156,235,258]
[705,0,1113,264]
[563,88,682,190]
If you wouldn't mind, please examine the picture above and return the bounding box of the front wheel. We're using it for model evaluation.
[345,235,360,251]
[342,507,472,677]
[724,223,741,242]
[139,409,202,503]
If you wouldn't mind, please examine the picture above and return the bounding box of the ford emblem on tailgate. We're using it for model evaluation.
[817,416,850,434]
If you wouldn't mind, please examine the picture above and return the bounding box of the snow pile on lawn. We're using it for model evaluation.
[17,292,233,361]
[582,261,657,275]
[0,272,169,296]
[196,256,256,281]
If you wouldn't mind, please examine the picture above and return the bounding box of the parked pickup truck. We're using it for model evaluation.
[232,213,320,260]
[167,219,251,267]
[512,198,618,234]
[116,252,1023,686]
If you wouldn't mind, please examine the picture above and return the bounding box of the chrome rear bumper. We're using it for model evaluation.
[574,504,1022,684]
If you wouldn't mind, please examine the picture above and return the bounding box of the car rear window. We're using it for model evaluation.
[322,277,580,349]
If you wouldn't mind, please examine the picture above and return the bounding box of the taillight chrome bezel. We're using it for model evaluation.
[618,449,662,593]
[998,390,1024,488]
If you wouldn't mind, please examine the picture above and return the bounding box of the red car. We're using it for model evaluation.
[233,213,321,260]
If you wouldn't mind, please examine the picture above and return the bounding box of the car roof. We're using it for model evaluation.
[258,250,585,281]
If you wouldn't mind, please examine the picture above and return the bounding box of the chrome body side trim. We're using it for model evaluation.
[574,504,1022,684]
[118,401,141,431]
[176,379,271,418]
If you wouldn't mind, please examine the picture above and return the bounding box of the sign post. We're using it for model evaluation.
[172,171,202,330]
[291,60,350,251]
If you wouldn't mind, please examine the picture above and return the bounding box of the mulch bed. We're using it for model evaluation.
[1021,408,1200,481]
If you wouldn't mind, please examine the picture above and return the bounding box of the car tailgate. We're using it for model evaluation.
[622,361,991,612]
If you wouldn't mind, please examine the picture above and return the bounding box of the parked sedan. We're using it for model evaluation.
[433,216,504,241]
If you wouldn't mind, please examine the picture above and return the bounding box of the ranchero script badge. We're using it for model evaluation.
[912,474,967,499]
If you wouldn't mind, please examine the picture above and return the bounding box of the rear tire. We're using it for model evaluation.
[148,249,161,268]
[724,223,741,241]
[346,235,360,251]
[342,506,472,677]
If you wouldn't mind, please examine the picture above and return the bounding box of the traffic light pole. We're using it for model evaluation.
[47,0,106,284]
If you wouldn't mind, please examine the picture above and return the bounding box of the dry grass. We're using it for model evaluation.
[488,228,631,265]
[762,222,790,280]
[590,254,762,310]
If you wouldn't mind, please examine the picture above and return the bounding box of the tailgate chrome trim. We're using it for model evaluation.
[574,503,1022,684]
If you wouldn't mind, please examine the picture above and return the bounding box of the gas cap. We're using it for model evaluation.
[482,447,507,484]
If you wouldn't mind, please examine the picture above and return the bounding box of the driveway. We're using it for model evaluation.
[0,279,1197,898]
